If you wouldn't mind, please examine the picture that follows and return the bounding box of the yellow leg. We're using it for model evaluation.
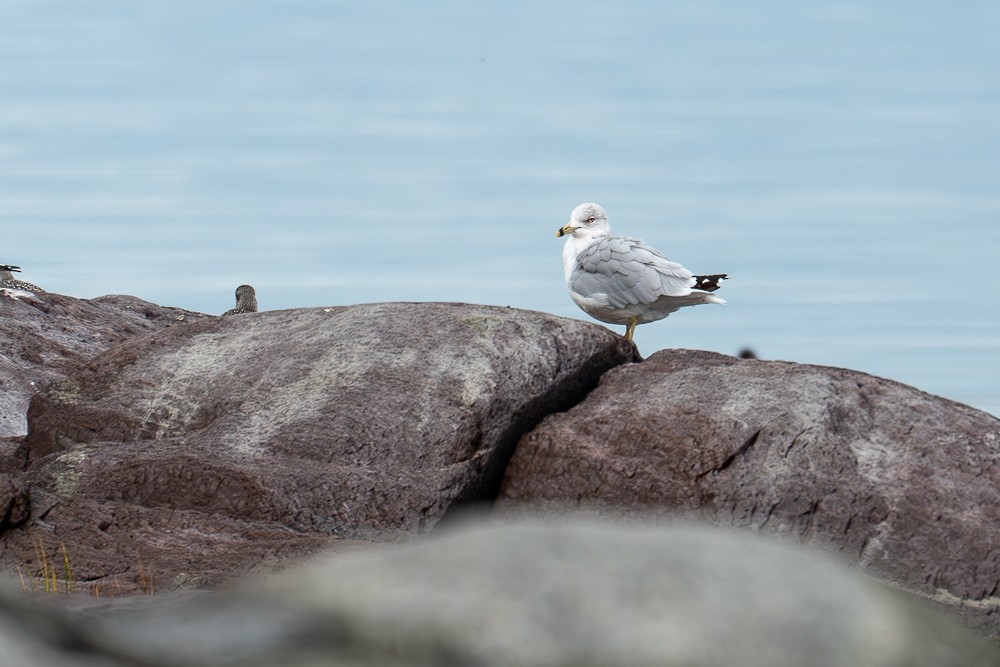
[624,316,638,342]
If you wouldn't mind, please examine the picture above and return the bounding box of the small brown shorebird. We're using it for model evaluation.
[222,284,258,316]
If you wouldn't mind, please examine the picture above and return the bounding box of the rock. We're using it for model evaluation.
[3,518,997,666]
[0,474,29,532]
[14,303,634,590]
[0,293,208,587]
[0,438,30,534]
[0,293,206,437]
[497,349,1000,637]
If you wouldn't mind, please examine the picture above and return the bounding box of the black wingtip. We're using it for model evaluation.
[693,273,727,292]
[0,265,22,272]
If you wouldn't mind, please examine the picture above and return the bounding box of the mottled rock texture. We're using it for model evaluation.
[0,293,206,577]
[11,302,634,590]
[0,293,204,437]
[3,519,998,667]
[497,349,1000,636]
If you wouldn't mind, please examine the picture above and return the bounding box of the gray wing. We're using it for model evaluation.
[570,236,695,308]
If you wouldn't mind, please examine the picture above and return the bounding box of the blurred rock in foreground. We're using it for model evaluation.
[2,518,997,667]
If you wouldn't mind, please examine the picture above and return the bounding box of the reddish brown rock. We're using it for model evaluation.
[11,303,633,591]
[0,293,206,437]
[497,349,1000,636]
[0,293,206,551]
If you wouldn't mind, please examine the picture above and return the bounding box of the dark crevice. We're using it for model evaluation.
[697,429,761,480]
[436,338,636,529]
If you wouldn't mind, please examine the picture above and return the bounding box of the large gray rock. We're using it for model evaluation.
[0,293,204,437]
[3,518,997,666]
[0,293,205,550]
[497,349,1000,636]
[14,303,633,590]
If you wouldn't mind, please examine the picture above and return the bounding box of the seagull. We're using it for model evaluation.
[557,203,727,342]
[0,264,45,299]
[222,284,258,316]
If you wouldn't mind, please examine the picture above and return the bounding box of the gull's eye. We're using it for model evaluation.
[587,217,596,223]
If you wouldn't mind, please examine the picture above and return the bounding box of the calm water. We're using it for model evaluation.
[2,2,999,416]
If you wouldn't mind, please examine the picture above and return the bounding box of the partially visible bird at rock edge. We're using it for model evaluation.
[0,264,45,300]
[223,284,258,316]
[557,203,727,342]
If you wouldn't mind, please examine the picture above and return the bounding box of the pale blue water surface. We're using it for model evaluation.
[2,2,998,415]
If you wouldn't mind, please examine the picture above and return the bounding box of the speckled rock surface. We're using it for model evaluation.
[497,349,1000,636]
[0,293,204,438]
[9,302,634,591]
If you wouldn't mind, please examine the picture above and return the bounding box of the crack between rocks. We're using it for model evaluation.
[438,336,634,522]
